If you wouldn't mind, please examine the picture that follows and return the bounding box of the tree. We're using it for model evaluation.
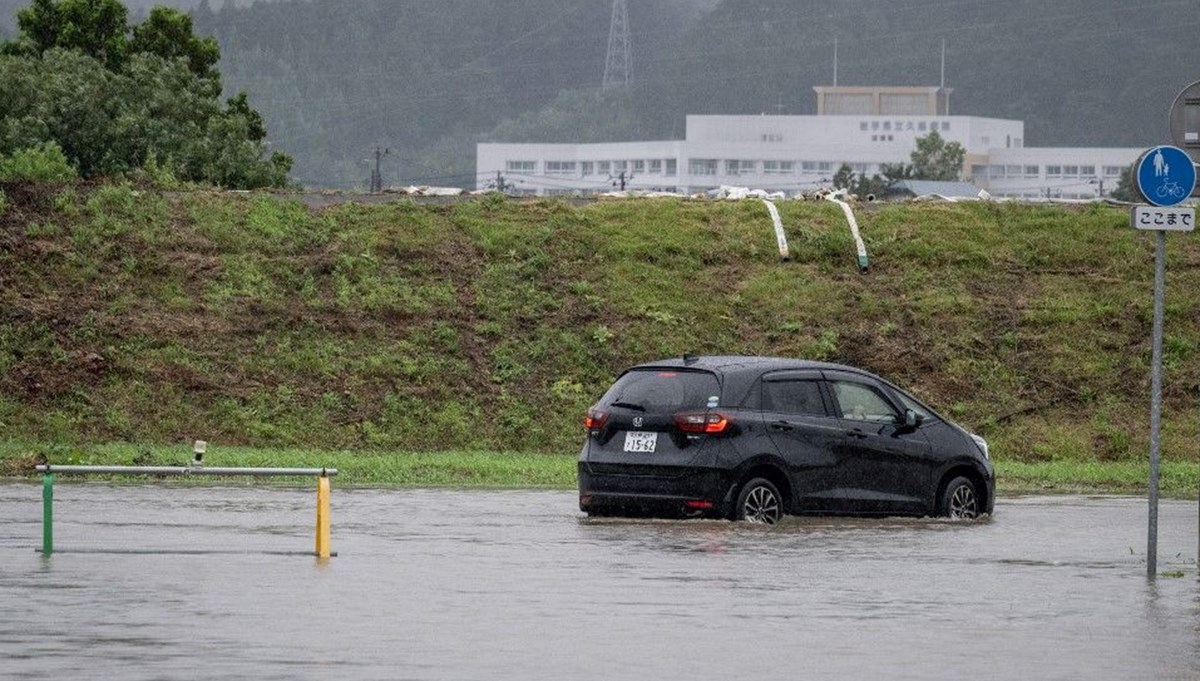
[130,6,219,81]
[832,163,855,190]
[851,173,888,199]
[0,0,291,188]
[6,0,129,69]
[1109,164,1139,202]
[910,130,966,181]
[881,162,914,183]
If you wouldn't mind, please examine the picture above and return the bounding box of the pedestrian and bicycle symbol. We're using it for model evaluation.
[1136,145,1197,207]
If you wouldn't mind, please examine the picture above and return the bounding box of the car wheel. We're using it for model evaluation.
[735,478,783,525]
[941,476,979,519]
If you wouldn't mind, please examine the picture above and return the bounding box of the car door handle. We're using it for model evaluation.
[769,420,795,432]
[847,430,868,439]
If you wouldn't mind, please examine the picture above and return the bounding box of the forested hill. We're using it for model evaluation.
[6,0,1189,189]
[187,0,709,189]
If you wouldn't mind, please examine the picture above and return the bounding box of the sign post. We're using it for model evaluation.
[1132,145,1196,578]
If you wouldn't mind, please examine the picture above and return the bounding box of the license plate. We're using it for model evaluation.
[623,431,658,453]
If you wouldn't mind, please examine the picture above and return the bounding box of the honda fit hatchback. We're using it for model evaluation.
[578,355,994,523]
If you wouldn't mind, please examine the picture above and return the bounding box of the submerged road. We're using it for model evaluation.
[0,485,1197,680]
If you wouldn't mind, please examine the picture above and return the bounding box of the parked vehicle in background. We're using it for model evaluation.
[578,355,994,524]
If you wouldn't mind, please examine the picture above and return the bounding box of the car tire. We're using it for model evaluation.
[734,478,783,525]
[940,476,979,519]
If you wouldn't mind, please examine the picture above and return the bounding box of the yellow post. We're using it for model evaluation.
[315,475,331,559]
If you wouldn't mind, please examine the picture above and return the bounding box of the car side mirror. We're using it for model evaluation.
[894,409,923,432]
[903,409,923,429]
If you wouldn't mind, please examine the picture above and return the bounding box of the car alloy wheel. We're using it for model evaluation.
[944,477,979,519]
[737,478,782,524]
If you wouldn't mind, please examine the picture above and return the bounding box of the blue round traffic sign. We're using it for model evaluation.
[1136,145,1196,207]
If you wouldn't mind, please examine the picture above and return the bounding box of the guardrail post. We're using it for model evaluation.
[42,473,53,556]
[315,474,331,559]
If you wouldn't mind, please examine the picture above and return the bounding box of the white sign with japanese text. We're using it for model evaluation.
[1131,205,1195,232]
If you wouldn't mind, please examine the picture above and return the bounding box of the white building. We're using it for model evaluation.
[476,86,1141,199]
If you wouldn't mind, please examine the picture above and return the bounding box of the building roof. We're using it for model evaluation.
[890,180,982,199]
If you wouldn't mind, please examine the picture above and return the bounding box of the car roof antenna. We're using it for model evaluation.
[682,352,698,365]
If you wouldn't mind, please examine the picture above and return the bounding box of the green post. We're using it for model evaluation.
[42,473,53,556]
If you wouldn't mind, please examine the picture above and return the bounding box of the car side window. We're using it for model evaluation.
[762,380,828,416]
[831,381,898,423]
[891,389,934,420]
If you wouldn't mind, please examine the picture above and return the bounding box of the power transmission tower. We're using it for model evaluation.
[602,0,632,89]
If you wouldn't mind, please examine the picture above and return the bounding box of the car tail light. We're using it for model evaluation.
[684,500,714,510]
[673,410,731,434]
[584,407,609,430]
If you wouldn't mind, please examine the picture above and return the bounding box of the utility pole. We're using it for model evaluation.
[494,171,509,194]
[602,0,632,89]
[613,171,628,191]
[371,146,390,193]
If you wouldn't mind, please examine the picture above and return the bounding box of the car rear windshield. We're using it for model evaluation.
[598,369,721,414]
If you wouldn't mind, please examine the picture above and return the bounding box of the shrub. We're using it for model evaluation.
[0,142,78,182]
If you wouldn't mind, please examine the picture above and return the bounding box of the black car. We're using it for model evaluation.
[578,355,994,524]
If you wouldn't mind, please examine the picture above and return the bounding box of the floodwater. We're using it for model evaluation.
[1,485,1198,681]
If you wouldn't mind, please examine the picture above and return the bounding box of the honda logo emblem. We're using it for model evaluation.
[632,416,644,428]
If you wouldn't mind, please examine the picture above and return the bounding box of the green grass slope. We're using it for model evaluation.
[1,184,1197,478]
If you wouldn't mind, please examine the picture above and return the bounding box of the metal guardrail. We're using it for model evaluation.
[34,452,337,559]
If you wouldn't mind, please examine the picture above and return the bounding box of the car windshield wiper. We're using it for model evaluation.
[609,401,646,412]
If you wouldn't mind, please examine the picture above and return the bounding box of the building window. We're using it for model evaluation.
[665,159,677,176]
[818,161,833,172]
[1063,165,1080,177]
[941,121,950,131]
[763,161,795,175]
[506,160,536,174]
[649,159,662,174]
[918,121,927,131]
[1046,165,1062,178]
[633,160,646,174]
[761,133,783,143]
[581,161,594,176]
[689,159,718,175]
[1025,165,1039,177]
[598,161,611,175]
[971,164,988,178]
[860,122,869,131]
[1080,165,1095,177]
[850,162,870,174]
[883,121,891,131]
[989,165,1004,177]
[1103,165,1122,177]
[871,121,880,130]
[613,160,628,173]
[545,161,577,176]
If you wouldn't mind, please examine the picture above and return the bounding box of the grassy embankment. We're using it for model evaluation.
[1,183,1198,495]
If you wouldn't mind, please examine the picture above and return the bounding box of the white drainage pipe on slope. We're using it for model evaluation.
[824,189,869,272]
[762,199,791,261]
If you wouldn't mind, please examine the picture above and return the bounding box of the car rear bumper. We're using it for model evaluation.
[577,462,734,518]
